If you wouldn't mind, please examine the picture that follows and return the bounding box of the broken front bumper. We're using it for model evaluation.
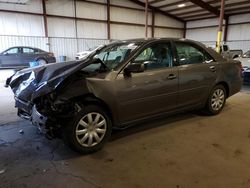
[31,105,48,133]
[16,97,48,133]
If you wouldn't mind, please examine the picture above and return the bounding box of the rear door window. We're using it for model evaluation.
[175,42,213,65]
[23,47,35,54]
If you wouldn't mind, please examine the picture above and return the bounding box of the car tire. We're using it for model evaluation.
[204,85,226,115]
[63,105,112,154]
[37,58,47,65]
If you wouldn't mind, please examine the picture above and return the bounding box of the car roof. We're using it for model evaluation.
[8,46,40,49]
[114,38,204,46]
[112,37,223,62]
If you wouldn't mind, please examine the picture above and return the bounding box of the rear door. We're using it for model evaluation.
[173,41,219,107]
[115,41,179,123]
[21,47,38,67]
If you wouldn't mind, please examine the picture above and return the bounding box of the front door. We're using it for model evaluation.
[0,47,22,68]
[115,42,179,123]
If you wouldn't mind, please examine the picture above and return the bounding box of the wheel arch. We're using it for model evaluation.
[72,93,115,126]
[215,81,229,98]
[36,57,47,63]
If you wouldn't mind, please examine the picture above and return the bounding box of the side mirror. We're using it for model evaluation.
[124,63,144,76]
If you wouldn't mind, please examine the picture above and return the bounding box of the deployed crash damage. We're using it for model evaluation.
[5,41,140,141]
[6,59,102,135]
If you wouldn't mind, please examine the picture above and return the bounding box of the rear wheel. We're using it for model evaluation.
[204,85,226,115]
[37,58,47,65]
[63,105,112,154]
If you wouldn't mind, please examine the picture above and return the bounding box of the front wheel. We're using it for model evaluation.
[63,105,112,154]
[204,85,226,115]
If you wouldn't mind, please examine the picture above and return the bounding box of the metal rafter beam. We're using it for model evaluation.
[182,12,212,19]
[228,10,250,16]
[174,0,250,16]
[172,0,218,15]
[175,0,250,16]
[223,0,250,9]
[225,5,250,13]
[185,15,217,21]
[165,0,218,13]
[129,0,184,22]
[188,0,220,16]
[157,0,188,9]
[189,0,220,15]
[175,9,209,16]
[149,0,166,5]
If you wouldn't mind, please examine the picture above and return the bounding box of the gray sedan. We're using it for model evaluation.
[0,46,56,69]
[7,38,243,154]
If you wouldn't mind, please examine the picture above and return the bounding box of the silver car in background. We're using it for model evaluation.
[236,50,250,83]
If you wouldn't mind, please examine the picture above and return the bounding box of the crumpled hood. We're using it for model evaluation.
[6,59,92,102]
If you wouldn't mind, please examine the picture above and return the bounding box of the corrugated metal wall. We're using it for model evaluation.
[226,40,250,52]
[0,35,109,61]
[0,35,49,52]
[0,0,185,61]
[49,37,109,61]
[186,14,250,52]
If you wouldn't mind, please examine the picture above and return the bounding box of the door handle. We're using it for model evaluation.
[209,66,216,72]
[167,74,177,80]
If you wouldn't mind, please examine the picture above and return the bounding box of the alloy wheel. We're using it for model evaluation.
[37,59,47,65]
[75,112,107,147]
[211,88,225,111]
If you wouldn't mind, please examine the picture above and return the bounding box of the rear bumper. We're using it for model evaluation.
[47,57,56,63]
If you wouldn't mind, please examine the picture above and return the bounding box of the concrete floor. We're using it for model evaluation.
[1,83,250,188]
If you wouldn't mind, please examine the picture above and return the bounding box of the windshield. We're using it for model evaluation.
[243,51,250,58]
[82,42,141,72]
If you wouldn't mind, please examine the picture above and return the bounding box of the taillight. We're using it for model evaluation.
[48,52,54,57]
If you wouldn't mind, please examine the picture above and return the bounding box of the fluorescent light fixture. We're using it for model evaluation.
[178,3,186,8]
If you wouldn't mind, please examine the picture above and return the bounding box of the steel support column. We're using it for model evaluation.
[216,0,225,53]
[74,0,79,52]
[145,0,149,38]
[42,0,48,38]
[107,0,111,40]
[223,17,229,42]
[183,21,186,38]
[151,9,155,38]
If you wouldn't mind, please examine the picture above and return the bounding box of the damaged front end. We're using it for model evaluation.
[6,59,93,138]
[30,93,81,138]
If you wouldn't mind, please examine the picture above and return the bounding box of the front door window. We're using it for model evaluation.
[133,43,173,70]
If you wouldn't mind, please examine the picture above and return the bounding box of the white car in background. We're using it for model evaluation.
[75,45,104,60]
[236,50,250,70]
